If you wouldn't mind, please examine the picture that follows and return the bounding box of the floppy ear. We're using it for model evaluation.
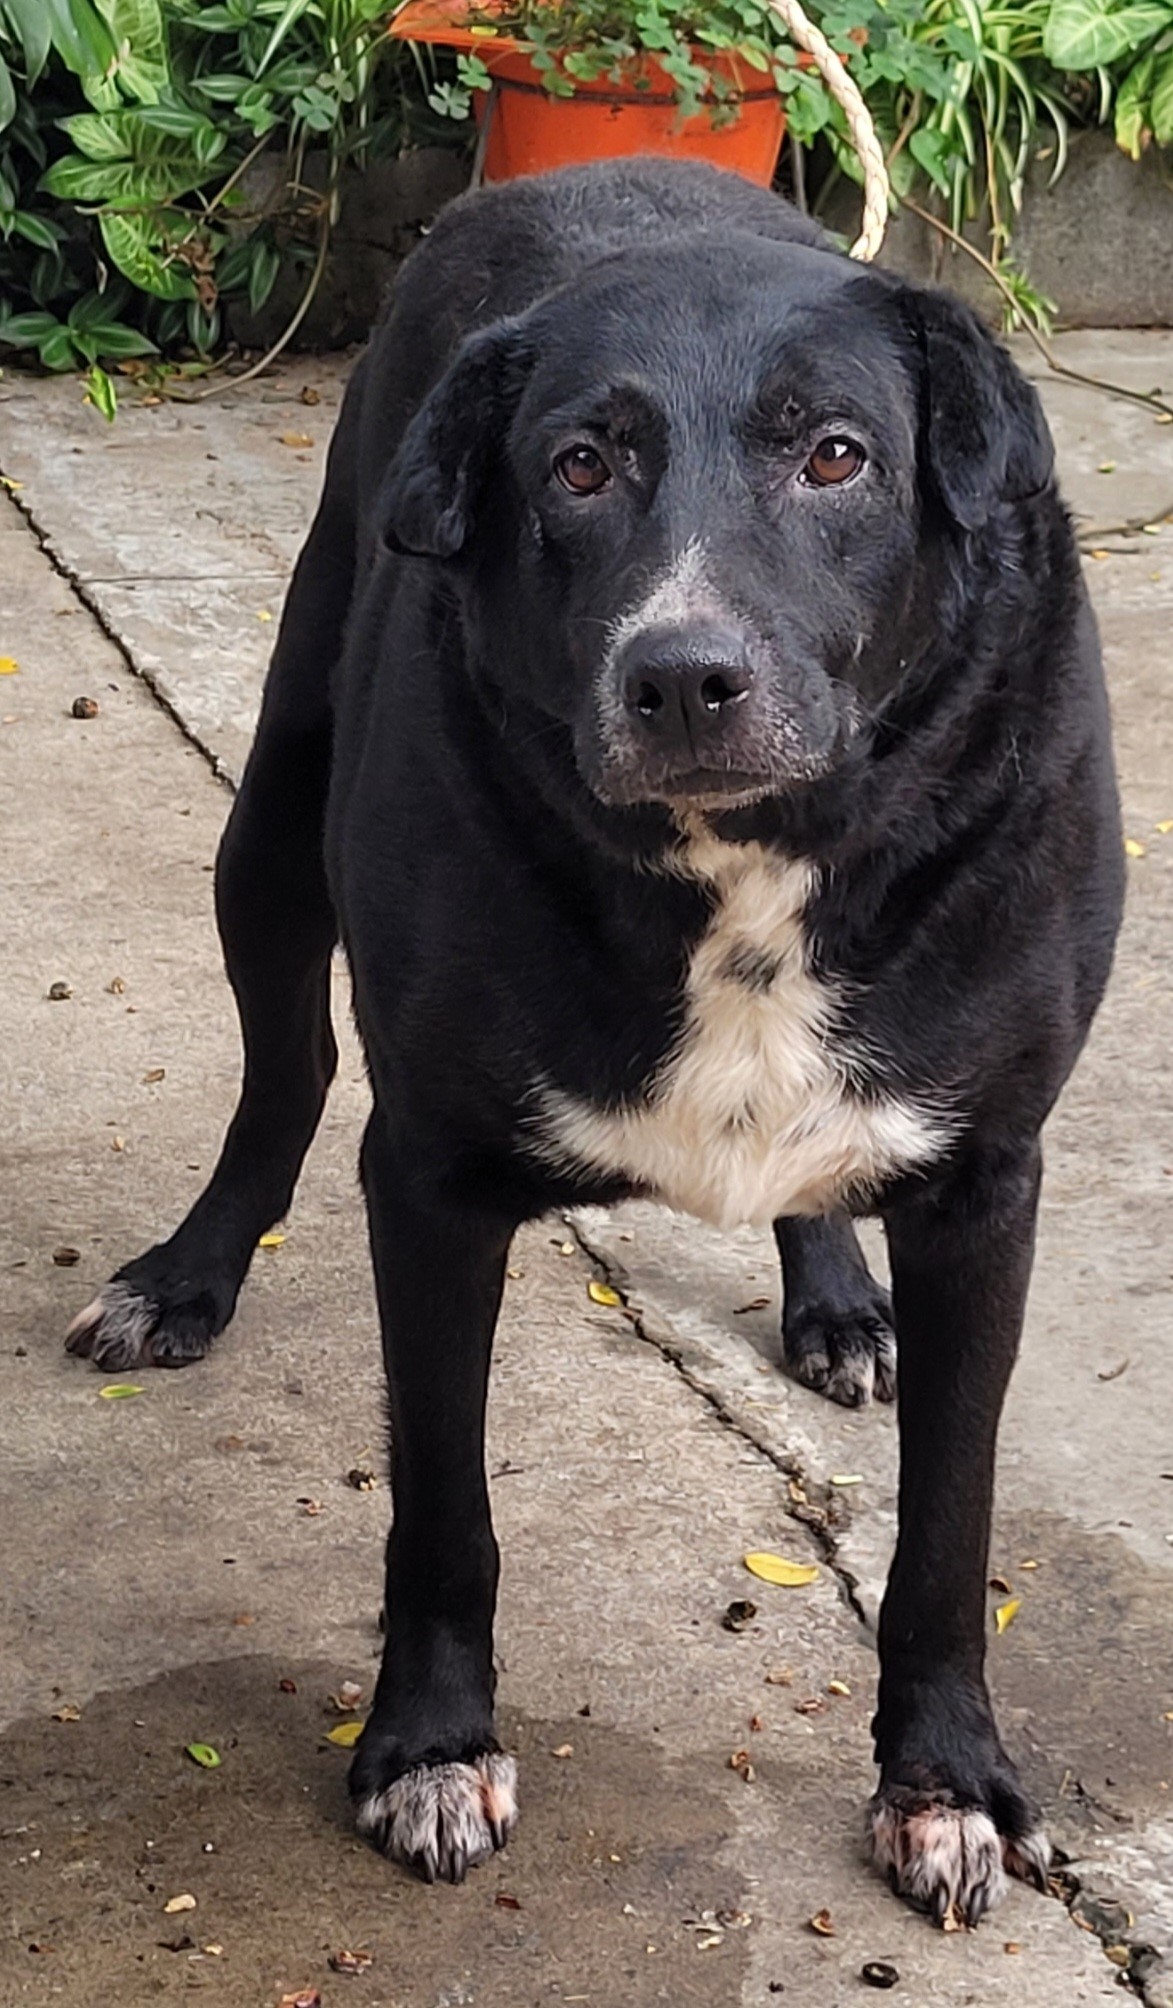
[380,315,534,558]
[908,289,1054,531]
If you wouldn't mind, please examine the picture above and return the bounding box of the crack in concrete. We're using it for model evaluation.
[0,484,237,792]
[568,1212,1173,1998]
[567,1211,872,1636]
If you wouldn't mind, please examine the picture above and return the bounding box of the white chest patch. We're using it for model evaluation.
[533,828,952,1231]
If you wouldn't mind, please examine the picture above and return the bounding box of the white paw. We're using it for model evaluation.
[869,1790,1049,1927]
[65,1281,155,1370]
[356,1752,518,1883]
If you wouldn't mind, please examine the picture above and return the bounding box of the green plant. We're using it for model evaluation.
[0,0,458,403]
[1043,0,1173,155]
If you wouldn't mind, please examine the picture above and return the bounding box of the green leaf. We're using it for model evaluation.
[257,0,315,74]
[135,101,211,137]
[86,320,159,357]
[57,112,134,160]
[1151,46,1173,142]
[99,209,196,299]
[1115,48,1156,154]
[0,309,60,344]
[5,0,52,82]
[908,125,954,196]
[247,235,280,312]
[1043,0,1172,71]
[0,53,16,135]
[191,72,250,101]
[11,211,61,249]
[184,1741,222,1769]
[85,362,117,420]
[41,154,199,206]
[96,1378,143,1396]
[68,281,129,330]
[43,0,116,76]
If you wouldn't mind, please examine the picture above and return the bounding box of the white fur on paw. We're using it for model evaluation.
[869,1794,1011,1926]
[356,1752,517,1883]
[65,1281,155,1370]
[1003,1825,1052,1892]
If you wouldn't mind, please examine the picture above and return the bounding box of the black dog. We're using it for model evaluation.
[66,158,1123,1924]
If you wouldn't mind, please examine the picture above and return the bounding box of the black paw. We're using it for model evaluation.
[65,1260,233,1371]
[783,1292,896,1407]
[351,1736,517,1884]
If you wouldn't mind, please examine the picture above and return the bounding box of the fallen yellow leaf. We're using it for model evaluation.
[163,1893,197,1914]
[1156,820,1173,836]
[1088,549,1111,561]
[258,1231,286,1249]
[99,1384,143,1400]
[1125,838,1147,859]
[0,475,23,490]
[279,431,313,449]
[326,1720,364,1747]
[829,1474,863,1487]
[0,657,18,675]
[743,1552,819,1588]
[1097,461,1116,473]
[256,608,273,622]
[995,1597,1022,1634]
[587,1279,621,1307]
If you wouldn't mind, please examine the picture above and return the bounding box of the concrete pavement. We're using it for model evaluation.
[0,329,1170,2007]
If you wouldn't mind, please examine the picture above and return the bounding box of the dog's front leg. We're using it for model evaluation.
[350,1110,520,1883]
[871,1146,1051,1926]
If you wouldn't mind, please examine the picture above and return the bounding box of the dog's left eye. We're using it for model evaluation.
[554,445,611,495]
[801,437,867,487]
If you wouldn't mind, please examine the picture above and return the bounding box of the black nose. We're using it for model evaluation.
[619,624,755,747]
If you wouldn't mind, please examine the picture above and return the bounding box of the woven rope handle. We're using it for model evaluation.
[766,0,889,262]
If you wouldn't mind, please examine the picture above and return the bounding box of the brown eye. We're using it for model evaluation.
[803,436,866,487]
[554,444,610,495]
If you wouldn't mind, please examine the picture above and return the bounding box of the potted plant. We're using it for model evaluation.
[388,0,853,186]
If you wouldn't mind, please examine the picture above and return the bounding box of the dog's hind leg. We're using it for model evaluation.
[65,404,359,1372]
[774,1211,896,1407]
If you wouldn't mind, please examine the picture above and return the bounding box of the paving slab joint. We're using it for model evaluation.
[0,482,236,789]
[567,1208,871,1636]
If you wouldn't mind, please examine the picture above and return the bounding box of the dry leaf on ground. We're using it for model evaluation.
[808,1908,834,1936]
[326,1720,364,1747]
[587,1279,621,1307]
[328,1948,373,1974]
[162,1893,196,1914]
[743,1552,819,1587]
[995,1598,1022,1635]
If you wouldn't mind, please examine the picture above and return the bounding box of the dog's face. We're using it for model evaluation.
[382,232,1052,810]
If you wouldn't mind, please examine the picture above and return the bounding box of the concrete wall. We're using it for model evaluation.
[824,130,1173,328]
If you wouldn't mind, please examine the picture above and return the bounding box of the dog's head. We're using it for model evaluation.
[379,231,1053,811]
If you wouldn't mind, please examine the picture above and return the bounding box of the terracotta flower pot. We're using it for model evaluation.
[388,0,789,186]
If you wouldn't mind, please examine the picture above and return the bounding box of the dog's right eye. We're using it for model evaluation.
[554,445,611,495]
